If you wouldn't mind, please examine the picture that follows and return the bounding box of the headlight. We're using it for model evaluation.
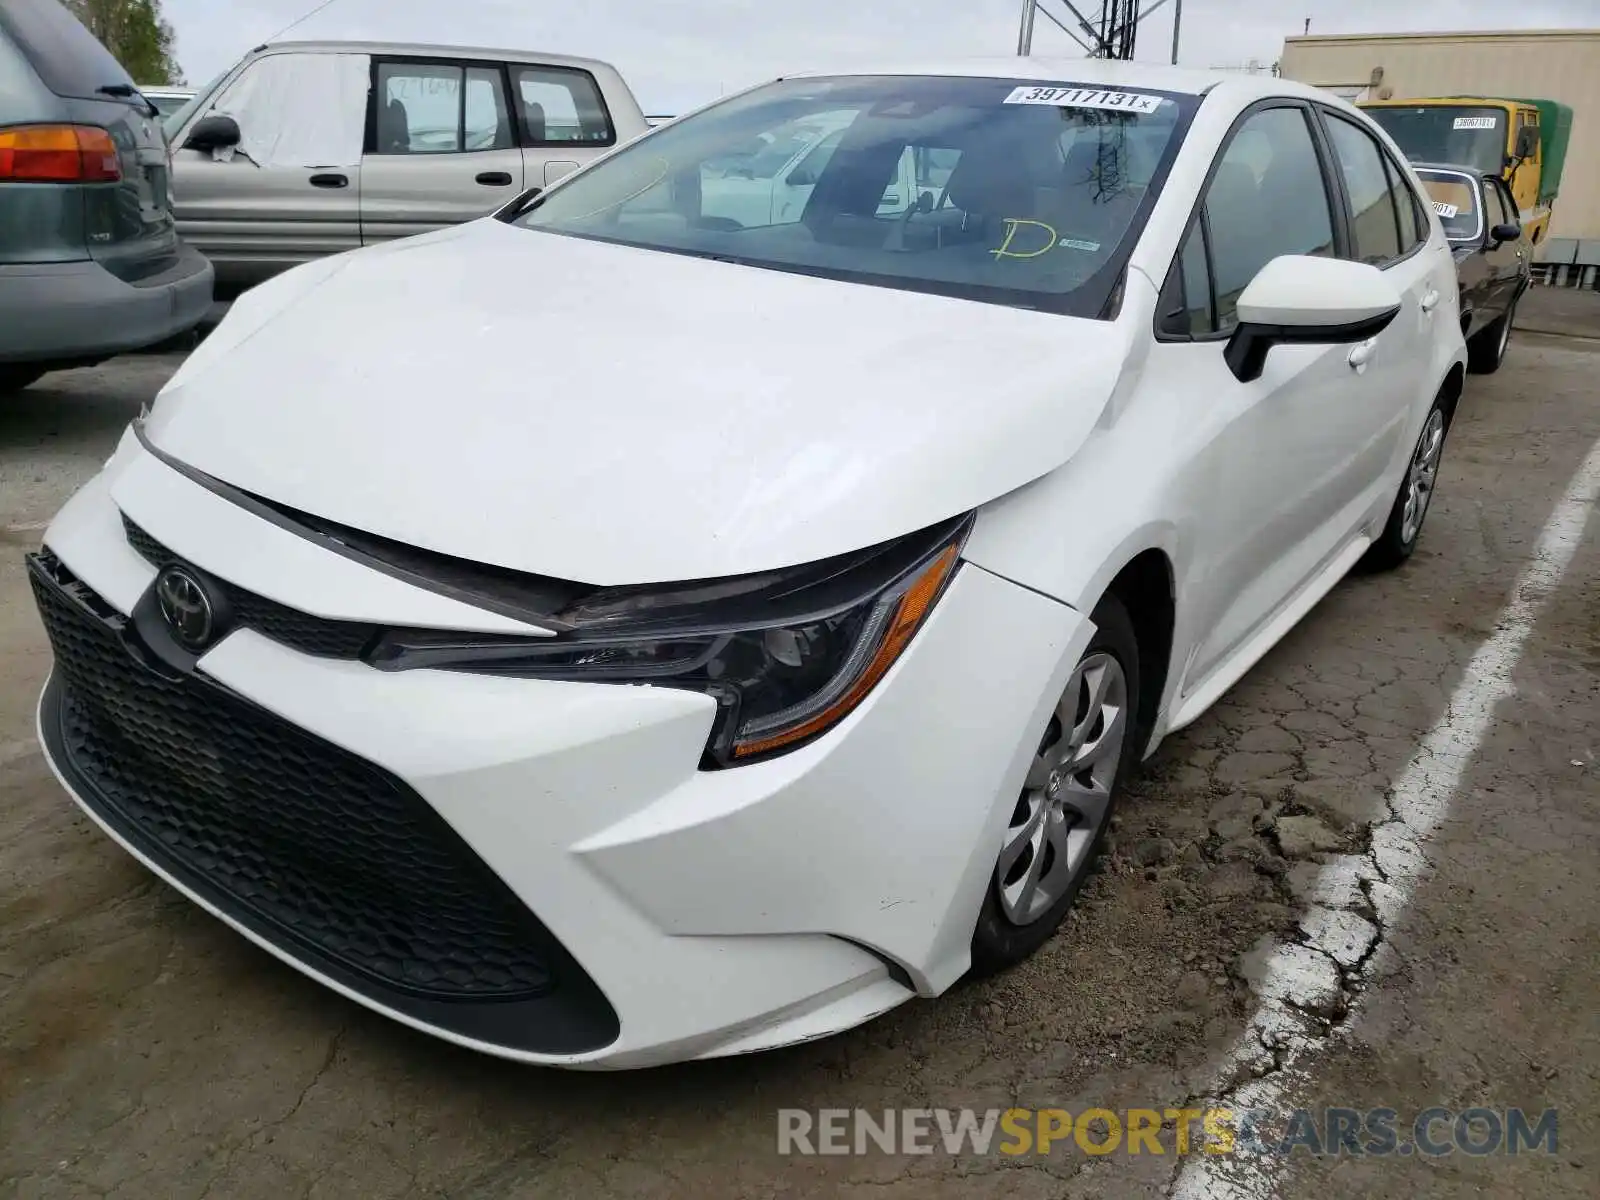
[367,515,971,766]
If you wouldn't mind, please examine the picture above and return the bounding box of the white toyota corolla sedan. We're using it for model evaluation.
[30,59,1467,1068]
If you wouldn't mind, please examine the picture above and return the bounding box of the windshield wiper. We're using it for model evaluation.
[97,82,159,117]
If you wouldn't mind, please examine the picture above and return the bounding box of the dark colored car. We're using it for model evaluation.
[1413,162,1530,375]
[0,0,212,394]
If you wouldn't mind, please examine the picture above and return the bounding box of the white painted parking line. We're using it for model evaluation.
[1174,435,1600,1199]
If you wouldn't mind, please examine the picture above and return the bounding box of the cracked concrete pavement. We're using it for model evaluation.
[2,290,1597,1198]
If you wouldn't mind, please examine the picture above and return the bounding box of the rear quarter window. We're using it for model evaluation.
[0,0,139,104]
[512,65,614,145]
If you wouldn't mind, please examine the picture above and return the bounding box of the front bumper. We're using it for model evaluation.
[31,432,1090,1067]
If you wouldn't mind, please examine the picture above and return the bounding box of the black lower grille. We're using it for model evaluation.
[122,515,378,659]
[29,551,619,1053]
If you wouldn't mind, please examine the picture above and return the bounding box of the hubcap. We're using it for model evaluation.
[995,652,1129,926]
[1400,408,1446,546]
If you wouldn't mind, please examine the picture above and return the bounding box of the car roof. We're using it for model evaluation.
[778,56,1335,104]
[254,39,617,72]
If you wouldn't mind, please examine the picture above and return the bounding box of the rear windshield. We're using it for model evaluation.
[509,75,1198,316]
[0,22,50,121]
[1414,168,1484,243]
[0,0,141,105]
[1364,105,1506,175]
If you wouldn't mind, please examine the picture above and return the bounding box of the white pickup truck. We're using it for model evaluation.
[162,40,651,289]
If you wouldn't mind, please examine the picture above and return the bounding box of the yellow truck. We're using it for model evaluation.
[1358,96,1573,247]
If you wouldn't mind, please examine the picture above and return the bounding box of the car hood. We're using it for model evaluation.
[144,219,1130,585]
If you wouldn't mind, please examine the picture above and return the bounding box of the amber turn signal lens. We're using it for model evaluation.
[732,543,961,758]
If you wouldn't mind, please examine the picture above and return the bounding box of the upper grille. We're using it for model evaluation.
[122,514,378,659]
[30,551,555,1001]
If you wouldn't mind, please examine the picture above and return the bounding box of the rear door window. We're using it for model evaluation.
[373,60,514,155]
[0,0,140,105]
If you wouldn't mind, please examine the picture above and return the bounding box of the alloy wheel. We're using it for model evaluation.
[1400,408,1446,546]
[995,652,1129,926]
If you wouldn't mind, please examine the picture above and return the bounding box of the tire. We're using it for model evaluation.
[0,365,47,394]
[970,593,1141,975]
[1467,295,1516,375]
[1362,391,1451,572]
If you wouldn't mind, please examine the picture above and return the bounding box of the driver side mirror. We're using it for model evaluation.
[785,165,817,187]
[1224,256,1402,384]
[1489,221,1522,246]
[1515,126,1539,160]
[183,114,241,153]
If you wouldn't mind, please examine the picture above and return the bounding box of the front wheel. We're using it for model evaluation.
[970,594,1141,975]
[1362,394,1450,571]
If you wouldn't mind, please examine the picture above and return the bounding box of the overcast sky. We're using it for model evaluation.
[160,0,1596,112]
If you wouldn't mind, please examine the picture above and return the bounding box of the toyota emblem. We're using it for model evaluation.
[155,565,215,649]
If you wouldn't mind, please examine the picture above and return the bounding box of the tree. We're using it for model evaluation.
[65,0,183,85]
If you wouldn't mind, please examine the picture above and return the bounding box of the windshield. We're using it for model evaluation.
[1414,168,1484,243]
[1364,105,1507,175]
[509,75,1197,315]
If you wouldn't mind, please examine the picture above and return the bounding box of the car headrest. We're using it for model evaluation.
[379,97,410,152]
[524,101,547,142]
[944,136,1045,216]
[1061,137,1104,185]
[1207,160,1260,215]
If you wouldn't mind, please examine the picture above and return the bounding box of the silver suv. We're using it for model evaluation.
[161,41,651,290]
[0,0,213,394]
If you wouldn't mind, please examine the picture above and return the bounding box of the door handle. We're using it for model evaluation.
[309,173,348,189]
[1347,339,1376,370]
[475,171,514,186]
[1419,288,1440,313]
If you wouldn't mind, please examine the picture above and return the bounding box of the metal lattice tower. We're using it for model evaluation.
[1098,0,1140,60]
[1016,0,1183,63]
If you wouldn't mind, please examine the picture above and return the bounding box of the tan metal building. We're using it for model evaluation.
[1279,29,1600,259]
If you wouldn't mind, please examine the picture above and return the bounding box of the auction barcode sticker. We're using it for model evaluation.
[1453,116,1497,129]
[1003,86,1164,114]
[1432,201,1460,218]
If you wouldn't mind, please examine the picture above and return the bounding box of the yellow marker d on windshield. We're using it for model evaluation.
[991,218,1059,260]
